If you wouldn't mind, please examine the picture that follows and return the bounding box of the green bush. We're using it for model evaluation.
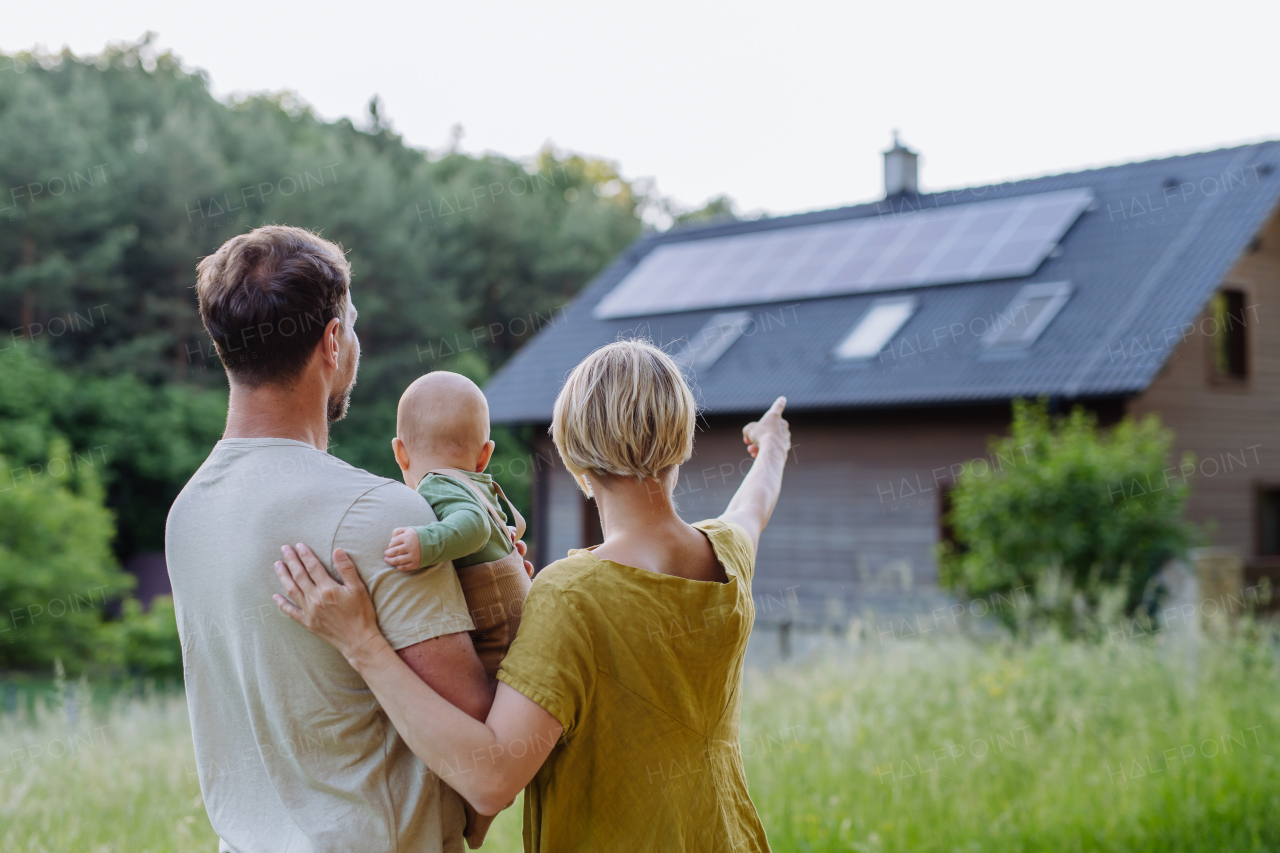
[0,343,227,557]
[105,596,183,680]
[939,399,1195,638]
[0,443,130,672]
[0,432,184,677]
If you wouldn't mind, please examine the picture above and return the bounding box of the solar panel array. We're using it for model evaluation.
[593,188,1094,319]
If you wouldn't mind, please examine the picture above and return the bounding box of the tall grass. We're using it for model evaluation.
[745,631,1280,852]
[0,679,209,852]
[2,632,1277,852]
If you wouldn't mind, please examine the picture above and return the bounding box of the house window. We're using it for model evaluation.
[1210,289,1248,380]
[1258,488,1280,556]
[834,297,918,360]
[938,485,963,554]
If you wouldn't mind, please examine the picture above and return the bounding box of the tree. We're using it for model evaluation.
[0,439,125,672]
[0,344,226,557]
[0,39,649,527]
[0,38,669,673]
[939,399,1196,638]
[673,194,739,227]
[0,346,196,675]
[0,40,645,390]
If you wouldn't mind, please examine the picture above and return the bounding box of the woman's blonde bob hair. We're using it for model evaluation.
[551,338,698,495]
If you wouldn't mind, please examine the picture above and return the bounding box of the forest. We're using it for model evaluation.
[0,37,727,673]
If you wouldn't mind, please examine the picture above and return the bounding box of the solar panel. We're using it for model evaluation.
[593,188,1093,319]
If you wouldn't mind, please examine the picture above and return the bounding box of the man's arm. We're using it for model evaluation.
[273,545,563,816]
[397,631,493,721]
[335,482,492,717]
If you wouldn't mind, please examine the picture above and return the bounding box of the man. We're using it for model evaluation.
[166,225,509,852]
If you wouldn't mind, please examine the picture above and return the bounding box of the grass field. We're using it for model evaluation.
[2,631,1277,852]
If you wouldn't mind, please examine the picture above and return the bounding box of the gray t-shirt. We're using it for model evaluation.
[165,438,475,853]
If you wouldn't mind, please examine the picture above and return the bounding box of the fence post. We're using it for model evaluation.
[1189,546,1244,632]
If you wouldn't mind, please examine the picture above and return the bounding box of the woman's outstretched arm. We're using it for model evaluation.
[272,543,562,816]
[721,396,791,552]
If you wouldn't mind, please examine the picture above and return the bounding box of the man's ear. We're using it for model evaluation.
[392,437,411,472]
[322,317,342,368]
[475,440,495,473]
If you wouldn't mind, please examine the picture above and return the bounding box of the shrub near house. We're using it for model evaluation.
[939,400,1195,638]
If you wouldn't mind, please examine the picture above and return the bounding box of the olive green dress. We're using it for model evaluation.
[497,519,770,852]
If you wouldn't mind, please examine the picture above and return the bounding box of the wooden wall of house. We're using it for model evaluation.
[681,409,1012,623]
[531,433,585,571]
[1128,209,1280,574]
[529,409,1013,624]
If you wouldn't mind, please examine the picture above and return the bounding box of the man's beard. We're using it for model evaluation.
[327,348,358,424]
[327,386,353,424]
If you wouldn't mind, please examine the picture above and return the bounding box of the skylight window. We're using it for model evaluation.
[674,311,754,371]
[984,281,1072,348]
[833,297,918,360]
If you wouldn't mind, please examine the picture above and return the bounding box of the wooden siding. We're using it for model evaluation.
[528,408,1013,621]
[677,410,1012,621]
[1128,209,1280,563]
[532,433,587,571]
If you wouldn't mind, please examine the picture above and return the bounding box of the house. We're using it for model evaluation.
[484,138,1280,626]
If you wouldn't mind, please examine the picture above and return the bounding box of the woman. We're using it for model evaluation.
[273,339,791,851]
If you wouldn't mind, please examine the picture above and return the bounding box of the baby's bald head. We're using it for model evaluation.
[396,371,491,464]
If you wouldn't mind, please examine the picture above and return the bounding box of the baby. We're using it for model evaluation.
[384,371,531,848]
[383,371,532,681]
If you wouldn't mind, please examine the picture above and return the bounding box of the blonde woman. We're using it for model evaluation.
[272,339,791,851]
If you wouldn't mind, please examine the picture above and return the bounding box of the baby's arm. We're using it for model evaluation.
[384,528,423,570]
[384,479,493,571]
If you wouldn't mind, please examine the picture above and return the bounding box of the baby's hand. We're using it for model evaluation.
[384,528,422,571]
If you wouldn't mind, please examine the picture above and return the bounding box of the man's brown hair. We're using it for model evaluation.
[195,225,351,387]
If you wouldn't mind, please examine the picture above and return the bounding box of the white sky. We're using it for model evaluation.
[6,0,1278,217]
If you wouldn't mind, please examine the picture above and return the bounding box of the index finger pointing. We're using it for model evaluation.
[769,396,787,414]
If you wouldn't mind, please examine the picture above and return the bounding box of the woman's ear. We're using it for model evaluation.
[663,464,680,489]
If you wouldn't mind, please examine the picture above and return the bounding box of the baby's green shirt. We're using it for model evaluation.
[413,471,513,569]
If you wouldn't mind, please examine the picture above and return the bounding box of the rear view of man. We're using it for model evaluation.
[166,225,494,852]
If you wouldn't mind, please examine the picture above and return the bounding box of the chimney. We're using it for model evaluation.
[883,131,919,197]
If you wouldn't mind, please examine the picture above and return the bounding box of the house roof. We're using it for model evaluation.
[485,141,1280,423]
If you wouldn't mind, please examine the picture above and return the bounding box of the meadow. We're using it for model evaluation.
[2,630,1277,853]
